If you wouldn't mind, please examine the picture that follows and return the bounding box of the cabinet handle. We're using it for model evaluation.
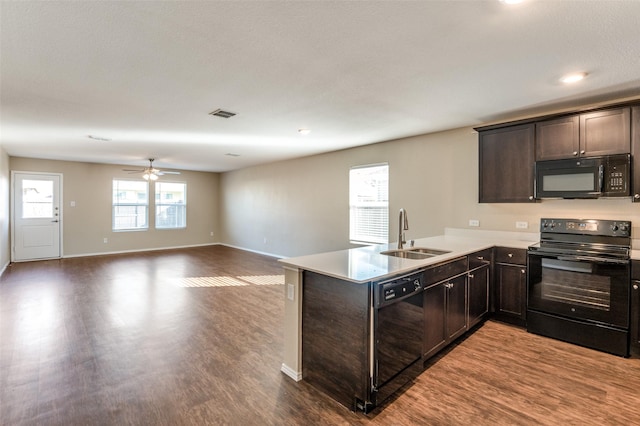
[573,151,578,156]
[468,274,474,279]
[477,256,484,260]
[529,195,534,201]
[508,253,513,258]
[635,194,640,200]
[580,150,585,155]
[634,284,639,290]
[521,269,526,274]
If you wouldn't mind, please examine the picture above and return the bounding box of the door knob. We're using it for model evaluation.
[52,220,59,223]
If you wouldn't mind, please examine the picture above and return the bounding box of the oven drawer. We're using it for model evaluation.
[495,247,527,265]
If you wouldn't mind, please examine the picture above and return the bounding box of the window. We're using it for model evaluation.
[155,182,186,229]
[349,164,389,244]
[22,179,54,218]
[113,180,148,230]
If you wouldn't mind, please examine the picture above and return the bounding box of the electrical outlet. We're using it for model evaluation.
[469,219,480,227]
[70,201,76,207]
[516,221,528,229]
[210,231,214,237]
[287,284,294,301]
[103,238,108,244]
[263,237,267,244]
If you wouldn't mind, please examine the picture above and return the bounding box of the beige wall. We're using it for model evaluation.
[0,147,9,272]
[220,126,640,258]
[9,157,220,257]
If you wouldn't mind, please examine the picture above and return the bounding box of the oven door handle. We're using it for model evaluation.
[556,254,629,265]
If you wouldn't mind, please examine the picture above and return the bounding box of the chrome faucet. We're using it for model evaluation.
[397,208,409,249]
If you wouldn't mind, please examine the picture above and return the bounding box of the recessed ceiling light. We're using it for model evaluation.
[225,153,240,157]
[499,0,523,4]
[298,129,311,135]
[87,135,112,141]
[560,72,588,84]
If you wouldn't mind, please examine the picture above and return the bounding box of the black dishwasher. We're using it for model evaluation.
[373,270,424,407]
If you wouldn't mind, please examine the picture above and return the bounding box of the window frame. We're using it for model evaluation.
[112,179,149,231]
[154,181,187,230]
[349,163,389,245]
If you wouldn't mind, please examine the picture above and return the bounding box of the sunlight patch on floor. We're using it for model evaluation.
[237,274,284,285]
[176,274,284,288]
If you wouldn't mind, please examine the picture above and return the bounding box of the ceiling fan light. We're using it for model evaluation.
[149,173,159,181]
[143,173,150,180]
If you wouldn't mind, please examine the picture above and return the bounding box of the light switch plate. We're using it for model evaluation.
[287,284,294,301]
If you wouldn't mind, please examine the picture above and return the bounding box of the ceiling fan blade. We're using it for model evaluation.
[161,171,181,175]
[123,169,145,172]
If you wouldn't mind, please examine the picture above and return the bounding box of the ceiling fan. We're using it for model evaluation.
[123,158,181,181]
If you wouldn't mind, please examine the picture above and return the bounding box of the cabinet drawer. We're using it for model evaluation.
[495,247,527,265]
[424,257,467,286]
[468,249,492,269]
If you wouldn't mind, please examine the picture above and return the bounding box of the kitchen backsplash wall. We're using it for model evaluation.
[221,124,640,258]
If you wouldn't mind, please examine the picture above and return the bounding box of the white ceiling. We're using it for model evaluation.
[2,1,640,173]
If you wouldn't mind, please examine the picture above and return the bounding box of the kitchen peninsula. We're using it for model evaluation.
[279,230,536,411]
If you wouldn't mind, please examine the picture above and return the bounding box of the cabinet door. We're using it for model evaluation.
[535,115,580,161]
[580,107,631,157]
[631,280,640,357]
[446,275,468,340]
[495,263,527,326]
[479,124,535,203]
[632,106,640,202]
[424,283,447,359]
[468,265,490,328]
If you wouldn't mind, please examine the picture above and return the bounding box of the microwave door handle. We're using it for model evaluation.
[598,164,604,193]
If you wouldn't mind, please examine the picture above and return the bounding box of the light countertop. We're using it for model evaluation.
[279,234,534,283]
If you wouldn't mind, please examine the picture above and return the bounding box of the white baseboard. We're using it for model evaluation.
[62,242,220,259]
[219,243,285,259]
[281,363,302,381]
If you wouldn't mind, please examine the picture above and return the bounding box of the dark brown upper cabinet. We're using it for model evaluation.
[479,123,535,203]
[632,106,640,202]
[536,107,631,161]
[535,115,579,161]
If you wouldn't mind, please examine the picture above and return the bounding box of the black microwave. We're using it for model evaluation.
[535,154,630,199]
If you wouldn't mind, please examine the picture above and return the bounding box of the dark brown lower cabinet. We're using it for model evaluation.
[495,262,527,327]
[423,274,467,359]
[302,271,370,411]
[468,264,490,328]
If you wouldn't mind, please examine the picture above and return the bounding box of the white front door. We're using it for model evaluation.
[12,172,62,261]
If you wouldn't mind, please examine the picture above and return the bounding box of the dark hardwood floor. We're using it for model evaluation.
[1,245,639,425]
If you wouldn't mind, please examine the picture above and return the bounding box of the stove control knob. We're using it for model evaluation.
[611,224,619,232]
[619,224,629,232]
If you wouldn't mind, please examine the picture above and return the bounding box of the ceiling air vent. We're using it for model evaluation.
[209,109,237,118]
